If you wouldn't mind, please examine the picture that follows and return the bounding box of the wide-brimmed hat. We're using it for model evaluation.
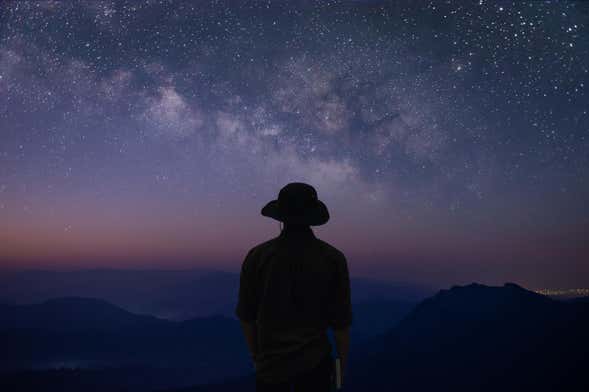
[261,182,329,226]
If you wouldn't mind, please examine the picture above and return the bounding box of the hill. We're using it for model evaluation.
[0,269,432,319]
[0,297,250,389]
[0,296,413,391]
[347,282,589,391]
[170,283,589,392]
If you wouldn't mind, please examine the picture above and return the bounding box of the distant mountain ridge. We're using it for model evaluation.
[0,294,414,391]
[3,282,583,391]
[0,297,250,388]
[347,282,589,391]
[168,282,589,392]
[0,269,432,319]
[0,297,164,331]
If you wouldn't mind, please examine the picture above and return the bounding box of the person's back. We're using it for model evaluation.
[236,183,352,391]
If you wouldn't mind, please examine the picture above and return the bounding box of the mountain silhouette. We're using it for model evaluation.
[0,297,165,331]
[3,284,586,391]
[0,269,431,319]
[348,299,414,346]
[571,296,589,304]
[0,297,251,389]
[165,283,589,392]
[0,296,413,391]
[0,269,241,320]
[346,282,589,391]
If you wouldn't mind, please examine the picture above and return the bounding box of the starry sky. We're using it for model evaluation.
[1,1,588,287]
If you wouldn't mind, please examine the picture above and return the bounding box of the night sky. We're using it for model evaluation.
[1,1,588,288]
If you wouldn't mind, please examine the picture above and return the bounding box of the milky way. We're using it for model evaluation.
[1,1,588,287]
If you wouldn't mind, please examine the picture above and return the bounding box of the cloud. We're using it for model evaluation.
[312,93,350,134]
[271,55,352,135]
[215,110,251,145]
[0,14,492,210]
[259,126,281,136]
[371,107,447,163]
[212,105,285,156]
[0,36,143,120]
[0,48,22,79]
[255,143,385,206]
[100,69,133,102]
[140,86,204,139]
[0,49,22,99]
[405,125,447,162]
[305,158,359,186]
[250,106,282,137]
[80,1,120,32]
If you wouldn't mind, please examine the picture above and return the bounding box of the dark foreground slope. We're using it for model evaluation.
[171,283,589,392]
[0,297,412,391]
[0,298,250,390]
[347,282,589,391]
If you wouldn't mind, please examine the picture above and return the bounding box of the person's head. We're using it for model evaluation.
[261,182,329,227]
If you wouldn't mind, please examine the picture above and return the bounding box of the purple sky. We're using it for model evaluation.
[1,1,588,287]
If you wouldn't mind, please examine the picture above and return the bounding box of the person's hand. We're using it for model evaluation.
[335,357,346,389]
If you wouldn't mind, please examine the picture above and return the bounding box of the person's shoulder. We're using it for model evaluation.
[314,237,346,262]
[245,236,281,260]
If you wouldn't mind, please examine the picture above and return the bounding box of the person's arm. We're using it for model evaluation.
[235,249,259,369]
[239,320,258,366]
[330,252,353,381]
[334,326,350,376]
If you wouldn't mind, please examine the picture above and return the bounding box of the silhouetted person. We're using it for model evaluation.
[236,182,352,391]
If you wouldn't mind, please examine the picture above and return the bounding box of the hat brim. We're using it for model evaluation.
[261,199,330,226]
